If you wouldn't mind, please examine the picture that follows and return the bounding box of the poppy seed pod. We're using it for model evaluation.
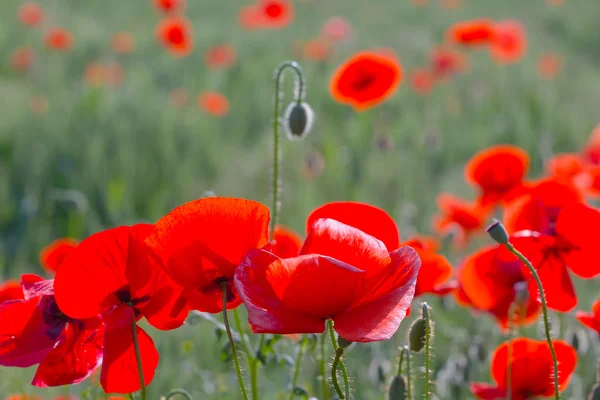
[408,318,427,352]
[388,375,407,400]
[589,383,600,400]
[486,219,509,245]
[283,101,314,140]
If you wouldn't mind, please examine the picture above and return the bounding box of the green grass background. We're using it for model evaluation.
[1,0,600,398]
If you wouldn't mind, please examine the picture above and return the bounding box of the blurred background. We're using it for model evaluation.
[1,0,600,398]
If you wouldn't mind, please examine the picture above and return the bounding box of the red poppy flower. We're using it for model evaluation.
[10,47,36,72]
[446,19,495,46]
[153,0,185,14]
[536,52,563,80]
[45,28,73,51]
[272,225,303,259]
[573,165,600,198]
[576,298,600,333]
[0,274,103,387]
[256,0,294,29]
[410,68,436,95]
[204,44,237,69]
[471,338,577,399]
[197,91,229,117]
[582,124,600,165]
[54,224,189,393]
[306,201,400,251]
[112,32,136,54]
[465,145,529,210]
[546,153,585,185]
[145,197,270,313]
[329,50,403,111]
[321,16,353,43]
[302,39,331,62]
[83,63,105,87]
[489,20,527,65]
[430,46,467,80]
[0,280,24,304]
[433,194,485,247]
[156,17,193,57]
[18,2,44,27]
[238,5,263,31]
[458,246,540,329]
[40,238,78,274]
[403,236,453,297]
[5,395,44,400]
[402,235,439,252]
[234,218,420,342]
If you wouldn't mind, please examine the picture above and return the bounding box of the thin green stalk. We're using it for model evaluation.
[233,308,251,356]
[320,331,330,400]
[423,303,431,400]
[332,348,346,399]
[506,242,559,400]
[506,301,518,400]
[289,338,307,400]
[250,334,266,400]
[405,346,412,400]
[221,283,249,400]
[130,310,146,400]
[397,347,405,376]
[127,394,135,400]
[327,321,350,399]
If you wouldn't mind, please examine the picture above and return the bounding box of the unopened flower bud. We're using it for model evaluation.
[408,318,427,352]
[284,101,314,140]
[388,375,408,400]
[486,219,509,245]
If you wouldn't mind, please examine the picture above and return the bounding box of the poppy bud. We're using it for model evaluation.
[408,318,427,352]
[388,375,407,400]
[486,219,509,245]
[284,101,314,140]
[588,383,600,400]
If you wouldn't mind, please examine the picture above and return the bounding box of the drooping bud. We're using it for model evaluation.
[486,219,509,245]
[284,101,314,140]
[408,318,427,352]
[388,375,408,400]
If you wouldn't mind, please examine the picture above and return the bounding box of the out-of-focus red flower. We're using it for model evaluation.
[410,68,436,95]
[54,224,189,393]
[465,145,530,210]
[430,46,467,80]
[306,201,400,251]
[238,5,263,31]
[5,395,44,400]
[0,274,103,387]
[156,17,193,57]
[403,236,453,297]
[18,2,44,27]
[153,0,186,14]
[29,95,48,115]
[234,218,420,342]
[197,91,229,117]
[546,153,585,185]
[169,88,190,108]
[40,238,78,274]
[45,28,73,51]
[0,280,24,304]
[582,124,600,165]
[489,20,527,65]
[433,194,485,247]
[330,50,403,111]
[446,19,495,46]
[302,39,331,62]
[10,47,36,72]
[576,298,600,333]
[256,0,294,29]
[83,63,105,87]
[204,44,237,69]
[145,197,270,313]
[272,225,303,259]
[471,338,576,399]
[111,32,136,54]
[321,16,353,43]
[536,52,563,80]
[573,165,600,198]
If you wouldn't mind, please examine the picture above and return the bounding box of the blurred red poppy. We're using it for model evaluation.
[582,124,600,165]
[10,47,35,72]
[403,236,453,297]
[238,5,263,31]
[18,2,44,27]
[54,224,189,393]
[576,298,600,333]
[40,238,78,274]
[0,280,24,304]
[465,145,530,210]
[145,197,270,313]
[256,0,294,29]
[330,50,403,111]
[302,39,331,62]
[321,16,353,43]
[307,201,400,251]
[156,17,193,57]
[446,19,495,46]
[204,44,237,69]
[234,218,420,342]
[489,20,527,65]
[410,68,436,95]
[83,63,105,87]
[471,338,576,399]
[272,225,303,259]
[197,91,229,117]
[433,194,485,247]
[111,32,136,54]
[0,274,103,387]
[546,153,585,185]
[153,0,186,14]
[45,28,73,51]
[536,52,563,80]
[5,395,44,400]
[430,46,467,80]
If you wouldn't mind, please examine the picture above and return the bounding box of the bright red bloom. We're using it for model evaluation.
[410,68,436,95]
[430,46,467,80]
[256,0,294,29]
[154,0,185,13]
[45,28,73,51]
[112,32,136,54]
[536,52,563,80]
[272,225,303,259]
[0,280,24,304]
[321,16,353,43]
[489,20,527,65]
[197,91,229,117]
[546,153,585,185]
[403,236,453,297]
[156,17,193,57]
[0,274,103,387]
[18,2,44,27]
[573,165,600,198]
[329,50,403,111]
[433,194,485,247]
[204,44,237,69]
[234,219,420,342]
[446,19,495,46]
[471,338,576,399]
[40,238,78,274]
[306,201,400,251]
[238,5,263,31]
[54,224,188,393]
[583,124,600,165]
[10,47,36,72]
[145,197,270,313]
[576,298,600,333]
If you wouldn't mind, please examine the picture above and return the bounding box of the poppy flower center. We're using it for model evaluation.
[42,297,71,340]
[264,3,284,18]
[214,276,236,303]
[350,68,378,92]
[167,27,185,45]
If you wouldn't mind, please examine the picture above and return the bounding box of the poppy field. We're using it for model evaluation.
[3,0,600,399]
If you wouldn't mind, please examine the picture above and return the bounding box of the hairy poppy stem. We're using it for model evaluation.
[250,335,265,400]
[320,330,330,400]
[130,314,146,400]
[505,242,560,400]
[289,336,307,400]
[164,389,193,399]
[221,282,249,400]
[332,348,346,399]
[270,61,305,239]
[327,320,350,399]
[505,300,518,400]
[423,303,432,400]
[398,345,412,399]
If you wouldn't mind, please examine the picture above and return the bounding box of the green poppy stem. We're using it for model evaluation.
[320,330,330,400]
[289,337,307,400]
[221,282,249,400]
[327,320,350,399]
[130,309,146,400]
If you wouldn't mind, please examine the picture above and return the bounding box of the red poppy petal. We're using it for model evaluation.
[0,298,42,366]
[40,238,78,274]
[271,225,303,258]
[333,246,419,342]
[54,227,130,319]
[414,251,453,297]
[465,145,529,194]
[576,312,600,333]
[556,203,600,278]
[0,280,24,304]
[21,274,52,300]
[527,254,576,312]
[300,218,390,273]
[470,383,506,400]
[552,340,577,391]
[306,201,400,251]
[140,285,190,331]
[101,305,159,394]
